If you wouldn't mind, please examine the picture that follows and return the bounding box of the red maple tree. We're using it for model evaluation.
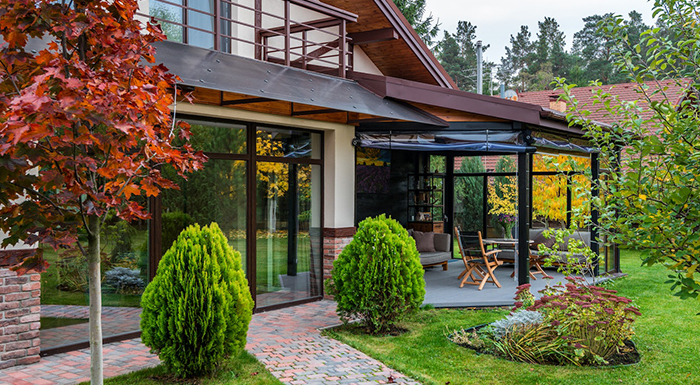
[0,0,205,382]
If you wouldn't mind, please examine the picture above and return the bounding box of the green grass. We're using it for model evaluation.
[92,351,282,385]
[324,249,700,385]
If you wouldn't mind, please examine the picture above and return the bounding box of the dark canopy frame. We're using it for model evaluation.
[353,123,616,284]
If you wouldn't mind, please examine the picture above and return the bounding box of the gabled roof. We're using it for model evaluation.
[518,79,690,126]
[322,0,457,89]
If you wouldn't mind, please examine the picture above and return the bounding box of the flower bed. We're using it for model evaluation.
[448,277,641,366]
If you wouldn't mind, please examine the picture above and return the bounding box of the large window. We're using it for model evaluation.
[157,119,323,310]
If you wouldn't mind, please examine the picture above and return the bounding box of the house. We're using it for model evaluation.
[0,0,612,368]
[517,79,689,127]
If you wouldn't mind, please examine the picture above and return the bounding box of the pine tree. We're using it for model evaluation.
[392,0,440,46]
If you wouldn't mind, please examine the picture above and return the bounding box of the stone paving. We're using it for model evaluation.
[40,306,142,350]
[0,300,419,385]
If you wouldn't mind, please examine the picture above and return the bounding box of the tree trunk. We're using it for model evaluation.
[87,215,103,385]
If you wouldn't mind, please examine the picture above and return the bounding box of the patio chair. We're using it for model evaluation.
[455,228,503,290]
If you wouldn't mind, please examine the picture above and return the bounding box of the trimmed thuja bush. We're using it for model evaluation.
[140,223,254,377]
[327,214,425,334]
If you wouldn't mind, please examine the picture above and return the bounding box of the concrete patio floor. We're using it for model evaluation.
[423,259,567,307]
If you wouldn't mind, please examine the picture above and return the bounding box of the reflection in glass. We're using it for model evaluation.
[161,160,248,270]
[257,127,321,159]
[40,214,148,350]
[150,0,184,43]
[187,121,247,154]
[188,9,215,49]
[256,163,321,307]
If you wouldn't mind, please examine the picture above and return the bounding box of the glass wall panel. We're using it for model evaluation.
[255,162,321,307]
[40,214,148,351]
[161,159,248,269]
[188,9,215,49]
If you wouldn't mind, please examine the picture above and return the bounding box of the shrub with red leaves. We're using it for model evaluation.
[514,277,640,364]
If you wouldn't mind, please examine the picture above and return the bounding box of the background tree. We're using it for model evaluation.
[454,157,485,232]
[498,26,535,90]
[392,0,440,46]
[0,0,204,383]
[559,0,700,300]
[436,21,495,93]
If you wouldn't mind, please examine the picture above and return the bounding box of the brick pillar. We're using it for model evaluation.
[322,227,355,299]
[0,268,41,369]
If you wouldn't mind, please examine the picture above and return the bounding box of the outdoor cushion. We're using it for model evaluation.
[419,251,450,265]
[433,233,451,252]
[413,231,436,252]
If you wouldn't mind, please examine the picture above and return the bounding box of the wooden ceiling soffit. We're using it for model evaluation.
[348,28,398,45]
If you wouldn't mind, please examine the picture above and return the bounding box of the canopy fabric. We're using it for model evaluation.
[353,131,529,153]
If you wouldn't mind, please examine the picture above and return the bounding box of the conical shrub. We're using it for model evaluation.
[327,214,425,333]
[140,223,254,377]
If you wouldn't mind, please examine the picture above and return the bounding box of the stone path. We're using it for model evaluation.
[0,301,418,385]
[40,306,142,350]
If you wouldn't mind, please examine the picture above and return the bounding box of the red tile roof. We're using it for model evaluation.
[517,79,690,126]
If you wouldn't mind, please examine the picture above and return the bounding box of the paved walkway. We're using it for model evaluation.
[41,306,142,350]
[0,301,418,385]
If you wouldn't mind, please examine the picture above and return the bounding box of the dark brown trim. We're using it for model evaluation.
[373,0,457,89]
[221,97,276,106]
[351,72,556,128]
[291,108,340,116]
[348,28,398,45]
[255,155,323,165]
[323,227,356,238]
[40,331,142,357]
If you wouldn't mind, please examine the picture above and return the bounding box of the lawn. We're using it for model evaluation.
[91,351,282,385]
[324,249,700,385]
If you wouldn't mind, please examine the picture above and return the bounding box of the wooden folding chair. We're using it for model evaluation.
[455,227,484,286]
[456,229,504,290]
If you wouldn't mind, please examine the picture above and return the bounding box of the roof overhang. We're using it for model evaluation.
[152,41,447,127]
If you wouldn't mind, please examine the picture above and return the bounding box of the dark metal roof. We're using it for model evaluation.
[152,41,447,127]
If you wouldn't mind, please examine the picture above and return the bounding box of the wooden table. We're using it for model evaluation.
[481,238,536,283]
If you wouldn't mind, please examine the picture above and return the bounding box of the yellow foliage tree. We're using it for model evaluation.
[532,154,590,227]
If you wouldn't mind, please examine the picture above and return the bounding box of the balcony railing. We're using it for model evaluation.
[144,0,356,78]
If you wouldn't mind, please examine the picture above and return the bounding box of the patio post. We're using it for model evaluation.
[591,152,600,276]
[517,152,531,285]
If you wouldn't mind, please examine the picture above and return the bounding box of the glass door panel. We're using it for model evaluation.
[256,162,321,307]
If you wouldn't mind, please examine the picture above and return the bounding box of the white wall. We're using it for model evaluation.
[353,46,383,75]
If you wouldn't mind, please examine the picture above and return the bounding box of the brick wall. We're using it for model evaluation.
[0,268,41,369]
[322,228,355,299]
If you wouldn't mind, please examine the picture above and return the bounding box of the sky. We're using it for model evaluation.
[425,0,656,64]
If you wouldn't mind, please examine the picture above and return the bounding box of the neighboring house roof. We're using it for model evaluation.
[518,79,690,126]
[323,0,457,89]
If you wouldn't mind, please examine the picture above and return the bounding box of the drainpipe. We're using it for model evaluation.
[500,83,505,98]
[476,40,483,95]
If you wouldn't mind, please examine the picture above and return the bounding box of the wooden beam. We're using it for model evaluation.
[291,40,339,65]
[291,108,340,116]
[221,97,276,106]
[260,17,340,38]
[348,28,398,45]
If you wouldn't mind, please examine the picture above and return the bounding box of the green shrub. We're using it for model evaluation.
[327,214,425,334]
[140,223,254,377]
